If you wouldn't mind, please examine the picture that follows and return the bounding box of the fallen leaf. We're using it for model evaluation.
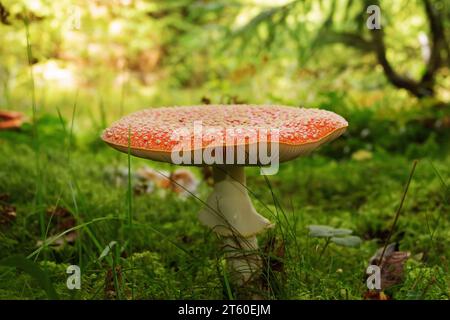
[0,203,16,226]
[368,242,410,290]
[136,166,199,198]
[108,165,200,198]
[380,251,411,289]
[135,166,168,189]
[369,243,397,265]
[364,290,390,300]
[0,193,16,226]
[0,110,24,130]
[168,169,199,197]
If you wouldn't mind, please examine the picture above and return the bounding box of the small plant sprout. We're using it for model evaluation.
[102,105,348,285]
[307,225,362,260]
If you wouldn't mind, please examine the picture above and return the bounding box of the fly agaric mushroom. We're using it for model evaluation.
[102,105,347,284]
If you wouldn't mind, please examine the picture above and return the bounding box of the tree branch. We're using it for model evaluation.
[370,28,432,98]
[0,1,10,25]
[421,0,446,86]
[365,0,450,98]
[319,31,375,52]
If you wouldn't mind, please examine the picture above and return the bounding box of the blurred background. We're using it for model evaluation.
[1,0,448,131]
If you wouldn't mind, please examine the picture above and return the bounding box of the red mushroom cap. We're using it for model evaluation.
[102,105,348,164]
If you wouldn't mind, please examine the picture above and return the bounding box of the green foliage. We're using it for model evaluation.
[307,225,361,255]
[330,236,362,247]
[1,125,448,299]
[396,261,449,299]
[124,251,180,299]
[0,255,59,299]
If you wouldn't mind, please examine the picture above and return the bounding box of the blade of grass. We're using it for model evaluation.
[129,223,199,258]
[423,160,449,257]
[220,259,234,300]
[67,91,78,164]
[62,91,108,267]
[24,16,45,242]
[126,126,133,227]
[99,96,107,129]
[27,216,118,259]
[126,126,134,299]
[428,160,449,204]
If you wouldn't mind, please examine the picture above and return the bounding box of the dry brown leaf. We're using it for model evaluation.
[364,291,391,300]
[0,193,16,226]
[135,166,199,198]
[168,169,199,197]
[0,202,16,226]
[0,110,24,130]
[379,251,411,289]
[367,242,411,291]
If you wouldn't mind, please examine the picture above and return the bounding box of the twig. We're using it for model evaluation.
[378,160,418,267]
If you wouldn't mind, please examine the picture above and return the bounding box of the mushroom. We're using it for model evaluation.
[102,105,347,284]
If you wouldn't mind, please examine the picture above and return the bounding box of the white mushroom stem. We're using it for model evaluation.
[222,236,261,284]
[198,166,274,284]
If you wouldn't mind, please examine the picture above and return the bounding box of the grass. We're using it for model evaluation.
[1,1,448,300]
[1,28,449,297]
[0,108,449,299]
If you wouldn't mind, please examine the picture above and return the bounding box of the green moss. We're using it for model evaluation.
[0,112,449,299]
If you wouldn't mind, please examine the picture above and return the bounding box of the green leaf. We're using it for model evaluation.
[308,225,335,237]
[331,236,362,247]
[308,225,354,238]
[0,255,59,300]
[331,228,353,236]
[99,241,118,261]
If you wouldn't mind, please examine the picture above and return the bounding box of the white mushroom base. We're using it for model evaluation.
[199,166,274,284]
[221,236,261,284]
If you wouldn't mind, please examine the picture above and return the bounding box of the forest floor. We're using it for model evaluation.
[0,105,449,300]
